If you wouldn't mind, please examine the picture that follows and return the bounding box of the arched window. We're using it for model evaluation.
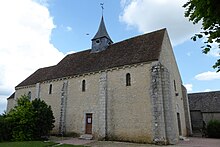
[126,73,131,86]
[82,80,86,92]
[174,80,177,91]
[49,84,52,94]
[28,91,31,100]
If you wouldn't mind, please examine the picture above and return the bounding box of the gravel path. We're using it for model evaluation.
[177,137,220,147]
[54,137,220,147]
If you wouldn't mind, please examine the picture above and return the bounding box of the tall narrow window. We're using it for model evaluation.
[28,91,31,100]
[174,80,179,96]
[126,73,131,86]
[174,80,177,91]
[82,80,86,92]
[49,84,52,94]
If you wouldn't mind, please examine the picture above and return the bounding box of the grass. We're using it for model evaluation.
[0,141,86,147]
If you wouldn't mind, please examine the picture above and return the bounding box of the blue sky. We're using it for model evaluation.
[0,0,219,114]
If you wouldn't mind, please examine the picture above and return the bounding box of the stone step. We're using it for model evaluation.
[79,134,93,140]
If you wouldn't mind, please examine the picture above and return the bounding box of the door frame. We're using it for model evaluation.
[177,112,182,135]
[85,113,93,134]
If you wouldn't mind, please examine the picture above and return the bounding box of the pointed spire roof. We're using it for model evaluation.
[92,16,112,42]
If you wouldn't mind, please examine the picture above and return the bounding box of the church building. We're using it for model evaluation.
[7,16,192,145]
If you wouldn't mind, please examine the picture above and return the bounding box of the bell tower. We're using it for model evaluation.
[91,5,113,53]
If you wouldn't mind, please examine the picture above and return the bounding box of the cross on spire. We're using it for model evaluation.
[100,3,104,15]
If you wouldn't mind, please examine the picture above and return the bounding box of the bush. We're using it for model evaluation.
[0,113,13,141]
[0,95,55,142]
[207,119,220,138]
[31,99,55,140]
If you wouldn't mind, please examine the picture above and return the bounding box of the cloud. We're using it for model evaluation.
[204,89,219,92]
[0,95,7,114]
[0,0,64,113]
[119,0,201,46]
[207,43,220,57]
[33,0,49,6]
[187,52,192,56]
[66,26,72,32]
[195,71,220,81]
[60,25,73,32]
[209,49,220,57]
[184,84,193,92]
[201,38,220,57]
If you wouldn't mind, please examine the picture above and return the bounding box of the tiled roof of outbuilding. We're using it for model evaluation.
[16,28,166,88]
[188,91,220,112]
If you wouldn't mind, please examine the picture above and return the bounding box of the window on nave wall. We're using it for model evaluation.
[126,73,131,86]
[49,84,52,94]
[28,91,31,100]
[82,80,86,92]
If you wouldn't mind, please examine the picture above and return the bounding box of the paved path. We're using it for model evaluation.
[88,137,220,147]
[56,138,95,145]
[177,137,220,147]
[54,137,220,147]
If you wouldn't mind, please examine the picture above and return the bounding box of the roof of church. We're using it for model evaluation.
[16,28,166,88]
[7,92,15,100]
[92,16,112,42]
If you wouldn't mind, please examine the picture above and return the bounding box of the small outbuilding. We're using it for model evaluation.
[188,91,220,134]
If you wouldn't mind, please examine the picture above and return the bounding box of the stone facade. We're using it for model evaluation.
[181,85,193,136]
[7,28,190,144]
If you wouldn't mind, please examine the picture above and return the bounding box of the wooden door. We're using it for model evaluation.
[85,113,92,134]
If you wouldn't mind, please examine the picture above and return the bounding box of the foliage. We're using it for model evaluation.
[31,98,55,140]
[0,113,13,141]
[0,95,55,141]
[207,119,220,138]
[183,0,220,71]
[7,95,35,141]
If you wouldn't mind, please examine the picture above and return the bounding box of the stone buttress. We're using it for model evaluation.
[150,61,178,144]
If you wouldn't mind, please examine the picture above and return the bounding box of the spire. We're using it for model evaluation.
[91,6,113,53]
[92,16,112,42]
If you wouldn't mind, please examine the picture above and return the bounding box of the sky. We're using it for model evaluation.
[0,0,219,114]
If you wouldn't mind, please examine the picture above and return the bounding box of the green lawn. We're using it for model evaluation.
[0,141,85,147]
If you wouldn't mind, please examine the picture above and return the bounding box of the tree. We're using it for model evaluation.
[7,95,34,141]
[0,112,13,141]
[183,0,220,71]
[31,98,55,140]
[6,95,55,141]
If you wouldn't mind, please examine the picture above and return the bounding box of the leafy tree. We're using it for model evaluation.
[31,98,55,140]
[7,95,34,141]
[0,113,13,141]
[5,95,55,141]
[183,0,220,71]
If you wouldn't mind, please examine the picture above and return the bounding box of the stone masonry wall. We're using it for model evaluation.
[98,72,107,138]
[150,62,166,144]
[181,85,192,136]
[14,63,159,143]
[106,63,153,143]
[159,30,187,137]
[150,61,178,145]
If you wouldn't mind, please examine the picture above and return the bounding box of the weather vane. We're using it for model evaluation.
[100,3,104,15]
